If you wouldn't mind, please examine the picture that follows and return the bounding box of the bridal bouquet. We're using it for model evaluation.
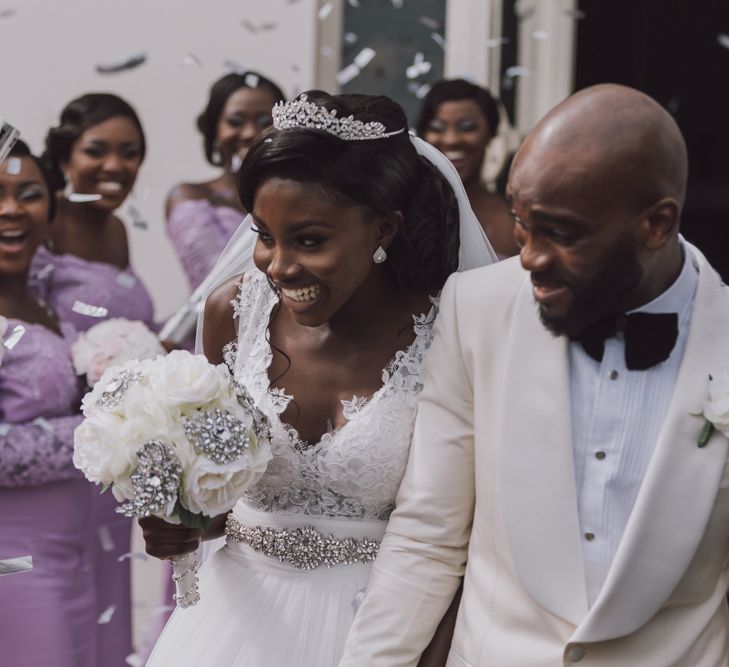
[73,350,273,607]
[71,318,165,386]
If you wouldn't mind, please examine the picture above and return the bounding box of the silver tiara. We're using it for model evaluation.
[272,94,406,141]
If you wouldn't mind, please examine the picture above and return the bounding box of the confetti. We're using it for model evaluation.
[72,300,109,318]
[95,52,147,75]
[67,191,103,203]
[33,417,54,435]
[125,654,145,667]
[406,52,432,79]
[3,324,25,351]
[117,551,148,563]
[415,83,431,99]
[223,59,247,75]
[180,53,202,68]
[244,72,260,87]
[0,555,32,576]
[35,263,54,281]
[505,65,530,78]
[532,30,548,40]
[351,586,367,610]
[419,15,438,30]
[718,34,729,50]
[666,97,681,114]
[431,32,446,50]
[347,0,360,6]
[98,524,115,552]
[127,204,147,230]
[514,0,536,19]
[336,63,361,86]
[0,118,20,165]
[116,273,136,289]
[321,46,335,58]
[97,605,116,625]
[343,31,358,45]
[353,47,376,68]
[149,604,175,617]
[391,0,403,7]
[486,37,510,48]
[5,157,20,175]
[318,2,333,21]
[0,424,12,436]
[564,8,586,19]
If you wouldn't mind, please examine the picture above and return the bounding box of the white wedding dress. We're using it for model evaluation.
[146,271,438,666]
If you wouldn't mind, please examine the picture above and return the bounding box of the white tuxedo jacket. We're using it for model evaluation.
[340,244,729,666]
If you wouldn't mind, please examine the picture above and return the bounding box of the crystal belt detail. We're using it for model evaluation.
[225,515,380,570]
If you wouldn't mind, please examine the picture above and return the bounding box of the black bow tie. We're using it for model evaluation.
[575,312,679,370]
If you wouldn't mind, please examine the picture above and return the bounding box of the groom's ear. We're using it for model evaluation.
[376,210,403,250]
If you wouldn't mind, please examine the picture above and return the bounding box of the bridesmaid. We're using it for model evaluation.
[417,79,519,259]
[166,71,285,292]
[30,92,155,666]
[0,140,96,666]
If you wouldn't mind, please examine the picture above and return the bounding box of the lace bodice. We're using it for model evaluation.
[225,271,437,521]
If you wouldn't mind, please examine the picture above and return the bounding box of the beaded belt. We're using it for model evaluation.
[225,514,380,571]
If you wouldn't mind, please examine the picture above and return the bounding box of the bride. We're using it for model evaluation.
[141,91,496,666]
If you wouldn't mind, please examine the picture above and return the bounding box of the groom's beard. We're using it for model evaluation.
[537,231,644,339]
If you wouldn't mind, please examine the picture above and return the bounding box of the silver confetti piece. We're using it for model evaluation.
[5,157,21,175]
[149,604,175,617]
[505,65,530,78]
[67,192,103,203]
[532,30,548,40]
[336,63,361,86]
[351,586,367,611]
[244,72,260,88]
[72,300,109,318]
[124,654,145,667]
[117,551,148,562]
[96,52,147,75]
[391,0,403,7]
[353,47,376,68]
[0,118,20,164]
[318,2,333,20]
[116,272,136,289]
[32,417,54,435]
[0,423,12,436]
[486,36,510,48]
[718,34,729,50]
[127,204,147,230]
[180,53,202,68]
[0,555,32,576]
[415,83,431,100]
[97,605,116,625]
[343,32,358,45]
[3,324,25,351]
[223,59,247,75]
[419,15,438,29]
[35,263,54,281]
[98,525,115,552]
[347,0,359,6]
[431,32,446,50]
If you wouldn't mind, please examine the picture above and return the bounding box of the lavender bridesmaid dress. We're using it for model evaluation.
[167,199,243,291]
[0,320,96,667]
[29,246,156,666]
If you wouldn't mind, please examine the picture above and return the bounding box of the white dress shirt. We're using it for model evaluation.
[570,243,698,606]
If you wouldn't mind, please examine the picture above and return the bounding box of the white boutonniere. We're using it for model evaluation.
[697,371,729,447]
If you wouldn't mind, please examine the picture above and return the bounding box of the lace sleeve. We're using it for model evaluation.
[167,200,231,292]
[0,414,83,487]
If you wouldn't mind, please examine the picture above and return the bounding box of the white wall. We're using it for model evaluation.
[0,0,318,319]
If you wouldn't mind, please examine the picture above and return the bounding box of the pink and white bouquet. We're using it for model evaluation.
[73,350,273,607]
[71,317,165,386]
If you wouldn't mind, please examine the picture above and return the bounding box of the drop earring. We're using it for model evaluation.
[373,246,387,264]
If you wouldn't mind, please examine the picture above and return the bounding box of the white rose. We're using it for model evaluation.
[704,370,729,435]
[73,412,136,485]
[148,351,229,408]
[181,436,272,517]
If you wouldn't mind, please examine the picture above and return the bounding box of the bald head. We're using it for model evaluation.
[513,84,688,213]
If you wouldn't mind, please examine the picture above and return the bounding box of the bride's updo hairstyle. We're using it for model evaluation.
[237,91,460,293]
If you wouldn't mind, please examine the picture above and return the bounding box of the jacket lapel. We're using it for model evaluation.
[500,274,589,625]
[572,244,729,643]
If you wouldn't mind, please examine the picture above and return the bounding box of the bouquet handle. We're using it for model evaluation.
[171,551,200,608]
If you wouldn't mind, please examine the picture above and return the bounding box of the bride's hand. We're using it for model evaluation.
[139,516,204,560]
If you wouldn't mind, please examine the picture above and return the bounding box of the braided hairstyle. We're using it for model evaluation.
[238,91,460,293]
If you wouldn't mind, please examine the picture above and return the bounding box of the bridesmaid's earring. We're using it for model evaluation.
[373,246,387,264]
[62,172,74,200]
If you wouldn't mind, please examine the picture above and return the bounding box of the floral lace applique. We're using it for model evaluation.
[227,271,438,520]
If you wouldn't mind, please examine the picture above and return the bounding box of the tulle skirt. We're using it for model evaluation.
[146,503,386,667]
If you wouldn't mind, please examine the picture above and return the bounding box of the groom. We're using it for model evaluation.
[339,84,729,666]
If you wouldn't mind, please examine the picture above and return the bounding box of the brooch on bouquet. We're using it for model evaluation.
[73,350,273,608]
[696,371,729,448]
